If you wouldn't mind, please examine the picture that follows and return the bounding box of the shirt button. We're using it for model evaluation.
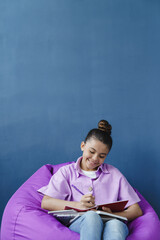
[88,187,93,192]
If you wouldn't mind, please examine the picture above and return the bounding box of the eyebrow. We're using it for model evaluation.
[90,147,107,155]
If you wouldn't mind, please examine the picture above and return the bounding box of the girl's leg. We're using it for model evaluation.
[103,219,129,240]
[69,211,103,240]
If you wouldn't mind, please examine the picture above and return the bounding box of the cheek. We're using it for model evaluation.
[99,158,105,165]
[101,159,104,164]
[83,151,92,158]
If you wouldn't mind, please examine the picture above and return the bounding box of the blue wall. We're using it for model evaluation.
[0,0,160,222]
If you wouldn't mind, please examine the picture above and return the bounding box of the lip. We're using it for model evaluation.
[87,158,99,167]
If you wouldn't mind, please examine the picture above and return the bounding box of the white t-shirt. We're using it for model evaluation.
[81,169,97,179]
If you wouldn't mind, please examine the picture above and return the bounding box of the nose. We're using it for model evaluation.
[92,154,99,162]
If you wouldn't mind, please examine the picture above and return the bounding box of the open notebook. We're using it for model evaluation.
[64,200,128,212]
[48,200,128,226]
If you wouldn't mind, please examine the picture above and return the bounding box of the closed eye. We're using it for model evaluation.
[90,151,95,154]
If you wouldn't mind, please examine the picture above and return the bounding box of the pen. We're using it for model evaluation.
[71,184,84,195]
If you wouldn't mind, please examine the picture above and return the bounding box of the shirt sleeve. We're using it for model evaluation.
[118,174,141,208]
[37,166,71,200]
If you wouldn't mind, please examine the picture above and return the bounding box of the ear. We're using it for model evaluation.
[80,141,85,151]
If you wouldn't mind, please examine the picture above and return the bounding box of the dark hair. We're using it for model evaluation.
[84,120,112,151]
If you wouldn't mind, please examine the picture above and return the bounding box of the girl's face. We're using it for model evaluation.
[80,138,109,171]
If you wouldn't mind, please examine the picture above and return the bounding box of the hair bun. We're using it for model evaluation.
[98,120,112,136]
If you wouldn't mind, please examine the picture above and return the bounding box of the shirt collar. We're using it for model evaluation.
[75,156,110,177]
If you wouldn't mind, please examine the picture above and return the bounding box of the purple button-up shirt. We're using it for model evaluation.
[38,157,140,208]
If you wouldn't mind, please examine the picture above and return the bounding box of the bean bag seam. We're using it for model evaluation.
[13,206,26,240]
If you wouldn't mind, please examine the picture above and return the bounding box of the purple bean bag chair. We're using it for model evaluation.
[1,163,160,240]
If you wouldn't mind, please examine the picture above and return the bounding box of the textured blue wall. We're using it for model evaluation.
[0,0,160,222]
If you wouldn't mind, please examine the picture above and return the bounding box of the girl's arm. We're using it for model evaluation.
[103,203,143,221]
[41,193,95,211]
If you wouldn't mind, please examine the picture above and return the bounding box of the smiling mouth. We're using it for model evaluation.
[87,158,99,166]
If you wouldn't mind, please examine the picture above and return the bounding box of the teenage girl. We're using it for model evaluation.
[38,120,142,240]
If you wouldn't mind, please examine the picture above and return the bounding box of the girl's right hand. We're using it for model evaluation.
[79,193,95,209]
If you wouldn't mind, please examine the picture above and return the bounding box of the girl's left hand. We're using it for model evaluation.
[102,206,112,213]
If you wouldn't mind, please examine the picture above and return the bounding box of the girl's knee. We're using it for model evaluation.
[84,210,100,219]
[84,211,103,225]
[105,219,125,228]
[104,219,129,239]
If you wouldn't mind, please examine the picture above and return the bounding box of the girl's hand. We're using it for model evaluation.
[102,206,112,213]
[79,193,95,209]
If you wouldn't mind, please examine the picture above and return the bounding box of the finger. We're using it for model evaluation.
[102,207,112,213]
[83,201,95,208]
[84,193,94,197]
[81,195,95,203]
[83,196,95,204]
[83,194,95,200]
